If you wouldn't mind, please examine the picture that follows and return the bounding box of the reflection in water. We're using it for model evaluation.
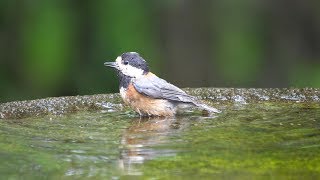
[118,116,191,175]
[117,114,218,175]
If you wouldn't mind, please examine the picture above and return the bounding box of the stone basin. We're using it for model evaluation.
[0,88,319,179]
[1,88,319,119]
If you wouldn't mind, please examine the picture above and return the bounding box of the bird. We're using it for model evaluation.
[104,52,220,117]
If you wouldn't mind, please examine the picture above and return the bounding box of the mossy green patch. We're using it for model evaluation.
[0,102,320,179]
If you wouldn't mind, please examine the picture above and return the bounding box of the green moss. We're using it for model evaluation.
[0,101,320,179]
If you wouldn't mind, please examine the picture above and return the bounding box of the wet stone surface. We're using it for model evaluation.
[1,88,319,119]
[0,88,320,179]
[0,94,123,119]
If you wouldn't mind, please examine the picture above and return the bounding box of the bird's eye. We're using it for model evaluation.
[124,61,129,65]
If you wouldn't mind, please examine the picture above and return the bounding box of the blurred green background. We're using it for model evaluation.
[1,0,320,102]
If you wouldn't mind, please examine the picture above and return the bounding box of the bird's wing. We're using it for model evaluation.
[132,74,196,103]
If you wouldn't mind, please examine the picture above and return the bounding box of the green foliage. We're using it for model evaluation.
[290,63,320,87]
[22,1,74,96]
[0,1,319,102]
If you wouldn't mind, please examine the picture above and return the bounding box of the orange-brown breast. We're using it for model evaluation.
[124,83,175,116]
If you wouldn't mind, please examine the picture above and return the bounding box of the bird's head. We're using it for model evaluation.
[104,52,149,78]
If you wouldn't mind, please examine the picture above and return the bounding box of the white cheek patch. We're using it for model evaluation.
[121,65,144,78]
[115,56,144,78]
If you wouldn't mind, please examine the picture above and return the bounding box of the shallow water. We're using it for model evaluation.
[0,102,320,179]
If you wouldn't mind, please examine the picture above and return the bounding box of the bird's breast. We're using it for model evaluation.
[120,83,175,116]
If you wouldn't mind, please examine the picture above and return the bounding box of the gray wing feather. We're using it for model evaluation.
[132,75,195,103]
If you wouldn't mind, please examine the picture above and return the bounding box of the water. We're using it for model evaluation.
[0,102,320,179]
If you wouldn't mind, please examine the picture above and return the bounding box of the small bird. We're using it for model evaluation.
[104,52,220,117]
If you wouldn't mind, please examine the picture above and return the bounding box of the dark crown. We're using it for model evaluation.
[121,52,149,74]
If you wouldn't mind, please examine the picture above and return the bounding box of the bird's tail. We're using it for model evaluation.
[194,102,221,114]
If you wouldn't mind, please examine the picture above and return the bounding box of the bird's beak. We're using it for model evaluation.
[104,62,118,69]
